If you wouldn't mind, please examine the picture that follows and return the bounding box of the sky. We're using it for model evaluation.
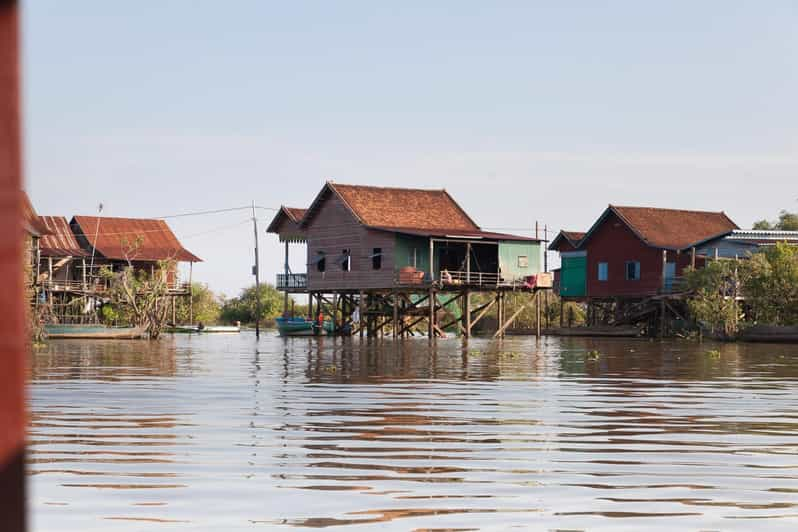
[22,1,798,297]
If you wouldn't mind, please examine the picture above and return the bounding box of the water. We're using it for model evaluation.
[28,333,798,531]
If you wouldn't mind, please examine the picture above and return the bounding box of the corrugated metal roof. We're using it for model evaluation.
[71,216,201,262]
[22,192,49,237]
[724,230,798,243]
[38,216,89,257]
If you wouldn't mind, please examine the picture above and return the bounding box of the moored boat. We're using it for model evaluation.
[45,324,145,340]
[276,317,330,336]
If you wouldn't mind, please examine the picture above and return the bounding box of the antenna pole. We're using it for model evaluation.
[252,201,261,339]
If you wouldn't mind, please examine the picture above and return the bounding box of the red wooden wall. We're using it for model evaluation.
[0,1,27,529]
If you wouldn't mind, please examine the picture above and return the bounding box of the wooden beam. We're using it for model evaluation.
[428,288,435,339]
[494,300,531,338]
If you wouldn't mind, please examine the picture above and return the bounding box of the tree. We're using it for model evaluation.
[684,261,748,339]
[220,284,285,325]
[174,283,222,325]
[744,242,798,325]
[100,258,175,339]
[752,210,798,231]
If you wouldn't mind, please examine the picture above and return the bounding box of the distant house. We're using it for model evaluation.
[37,216,90,290]
[549,205,738,299]
[268,182,543,293]
[68,215,202,290]
[21,192,49,299]
[694,230,798,259]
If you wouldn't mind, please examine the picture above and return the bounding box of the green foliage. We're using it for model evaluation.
[684,261,747,339]
[752,210,798,231]
[745,242,798,325]
[175,283,222,325]
[100,260,175,339]
[220,284,285,325]
[100,304,120,324]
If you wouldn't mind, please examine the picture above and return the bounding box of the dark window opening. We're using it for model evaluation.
[372,248,382,270]
[316,253,326,272]
[341,249,350,271]
[625,261,640,280]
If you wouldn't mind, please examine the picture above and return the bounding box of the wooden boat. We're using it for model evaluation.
[534,326,642,338]
[45,324,145,340]
[738,325,798,344]
[200,325,240,333]
[276,317,331,336]
[167,324,241,333]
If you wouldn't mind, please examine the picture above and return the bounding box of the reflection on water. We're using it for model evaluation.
[28,334,798,531]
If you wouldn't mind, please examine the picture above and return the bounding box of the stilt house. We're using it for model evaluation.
[549,205,738,299]
[267,182,551,338]
[269,182,544,292]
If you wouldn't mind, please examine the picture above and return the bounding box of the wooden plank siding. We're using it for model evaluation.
[306,193,396,291]
[584,211,703,298]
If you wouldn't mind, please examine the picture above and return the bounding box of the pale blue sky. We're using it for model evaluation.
[23,1,798,296]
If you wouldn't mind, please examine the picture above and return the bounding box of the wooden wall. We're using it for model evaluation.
[305,193,396,291]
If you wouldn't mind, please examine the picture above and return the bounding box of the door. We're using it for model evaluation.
[664,262,676,292]
[561,256,587,297]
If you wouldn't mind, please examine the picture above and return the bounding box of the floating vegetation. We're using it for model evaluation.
[586,350,601,360]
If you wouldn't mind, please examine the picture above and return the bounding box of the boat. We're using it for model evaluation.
[167,324,241,333]
[531,326,642,338]
[738,325,798,344]
[200,325,240,333]
[44,324,145,340]
[275,317,331,336]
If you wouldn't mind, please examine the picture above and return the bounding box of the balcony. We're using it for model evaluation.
[276,273,308,291]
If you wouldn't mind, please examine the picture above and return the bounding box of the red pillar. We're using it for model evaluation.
[0,1,27,530]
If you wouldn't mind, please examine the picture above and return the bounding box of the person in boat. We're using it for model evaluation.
[197,322,205,331]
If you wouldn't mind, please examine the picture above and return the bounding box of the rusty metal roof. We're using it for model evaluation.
[302,182,481,232]
[71,216,201,262]
[22,192,49,237]
[38,216,88,257]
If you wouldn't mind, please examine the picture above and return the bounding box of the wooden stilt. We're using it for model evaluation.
[392,291,398,338]
[536,291,541,338]
[495,299,531,338]
[428,288,435,339]
[464,289,471,338]
[359,290,365,338]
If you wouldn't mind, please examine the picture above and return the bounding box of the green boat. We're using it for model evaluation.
[275,317,333,336]
[44,324,145,340]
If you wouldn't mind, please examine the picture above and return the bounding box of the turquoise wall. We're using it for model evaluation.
[498,241,541,280]
[394,234,433,273]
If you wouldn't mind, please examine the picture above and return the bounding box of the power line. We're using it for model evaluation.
[156,205,277,219]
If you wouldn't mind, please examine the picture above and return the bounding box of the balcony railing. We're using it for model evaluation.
[277,273,308,290]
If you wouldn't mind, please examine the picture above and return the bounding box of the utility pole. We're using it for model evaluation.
[252,201,261,339]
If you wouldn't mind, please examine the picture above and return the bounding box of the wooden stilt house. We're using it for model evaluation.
[268,182,552,338]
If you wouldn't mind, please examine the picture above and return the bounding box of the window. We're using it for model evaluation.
[372,247,382,270]
[316,253,326,272]
[598,262,608,281]
[517,255,529,268]
[341,249,351,272]
[625,261,640,280]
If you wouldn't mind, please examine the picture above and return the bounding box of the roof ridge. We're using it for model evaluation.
[612,205,727,215]
[332,182,447,193]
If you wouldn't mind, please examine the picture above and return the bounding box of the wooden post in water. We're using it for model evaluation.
[392,291,398,338]
[536,291,541,338]
[188,261,194,325]
[464,289,471,338]
[428,288,435,339]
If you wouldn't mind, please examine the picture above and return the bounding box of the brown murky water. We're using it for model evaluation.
[28,334,798,531]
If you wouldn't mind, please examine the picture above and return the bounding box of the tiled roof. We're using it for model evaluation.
[611,205,738,250]
[266,206,308,238]
[38,216,89,257]
[548,230,585,250]
[71,216,201,262]
[330,183,480,232]
[562,231,585,243]
[284,207,307,223]
[378,227,539,242]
